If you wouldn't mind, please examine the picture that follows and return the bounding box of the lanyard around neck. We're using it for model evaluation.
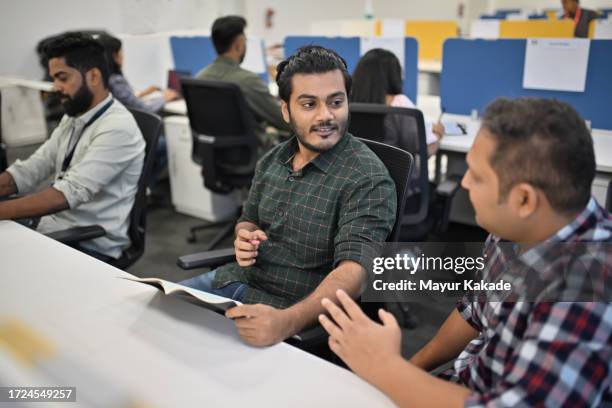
[566,7,582,26]
[61,98,114,173]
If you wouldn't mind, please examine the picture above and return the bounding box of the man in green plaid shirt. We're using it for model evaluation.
[182,45,396,346]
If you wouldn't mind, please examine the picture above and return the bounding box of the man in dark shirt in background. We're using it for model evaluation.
[561,0,598,38]
[196,16,288,149]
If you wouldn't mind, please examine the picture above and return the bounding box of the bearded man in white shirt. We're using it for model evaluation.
[0,33,145,261]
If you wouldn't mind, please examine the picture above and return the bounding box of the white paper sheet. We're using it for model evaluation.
[522,38,590,92]
[594,20,612,39]
[242,37,267,74]
[360,37,405,69]
[381,19,405,37]
[119,33,174,92]
[470,20,500,39]
[0,84,48,147]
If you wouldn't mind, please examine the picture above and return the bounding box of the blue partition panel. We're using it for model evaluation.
[284,36,361,73]
[284,36,419,103]
[403,37,419,103]
[170,36,268,82]
[170,36,216,76]
[440,39,612,130]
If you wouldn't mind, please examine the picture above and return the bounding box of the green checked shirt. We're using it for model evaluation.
[213,132,397,308]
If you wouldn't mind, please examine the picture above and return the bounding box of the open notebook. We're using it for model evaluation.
[122,276,240,315]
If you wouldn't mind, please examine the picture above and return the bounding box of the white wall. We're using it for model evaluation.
[243,0,487,45]
[0,0,222,79]
[8,0,563,80]
[489,0,612,12]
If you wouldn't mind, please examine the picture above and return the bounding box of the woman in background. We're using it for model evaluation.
[98,34,179,192]
[98,34,179,112]
[351,48,443,157]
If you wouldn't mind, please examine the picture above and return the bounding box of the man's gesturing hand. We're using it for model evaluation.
[235,228,268,267]
[319,289,402,383]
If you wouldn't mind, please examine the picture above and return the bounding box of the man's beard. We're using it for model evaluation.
[290,115,349,153]
[61,81,94,117]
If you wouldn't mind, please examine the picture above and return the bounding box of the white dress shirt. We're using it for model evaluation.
[7,94,145,258]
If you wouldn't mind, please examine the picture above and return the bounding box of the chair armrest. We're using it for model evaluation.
[177,247,235,270]
[433,179,461,234]
[45,225,106,244]
[435,179,460,198]
[285,325,328,348]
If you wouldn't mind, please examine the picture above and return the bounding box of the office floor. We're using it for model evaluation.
[129,179,488,360]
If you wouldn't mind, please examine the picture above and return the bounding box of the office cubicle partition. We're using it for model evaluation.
[404,21,458,61]
[499,20,574,38]
[440,39,612,130]
[283,36,419,103]
[170,36,268,82]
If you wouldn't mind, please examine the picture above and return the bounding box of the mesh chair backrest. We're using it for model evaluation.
[181,78,258,193]
[181,78,256,138]
[349,103,430,225]
[120,108,162,269]
[358,138,414,242]
[349,111,386,143]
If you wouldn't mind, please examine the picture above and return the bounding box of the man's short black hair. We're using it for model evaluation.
[275,45,352,103]
[211,16,247,55]
[482,97,595,214]
[43,32,109,88]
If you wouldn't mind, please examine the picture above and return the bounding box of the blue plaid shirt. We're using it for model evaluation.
[446,198,612,407]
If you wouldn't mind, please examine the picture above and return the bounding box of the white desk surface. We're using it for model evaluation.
[164,99,187,115]
[418,60,442,74]
[0,76,54,92]
[417,95,612,174]
[0,221,394,407]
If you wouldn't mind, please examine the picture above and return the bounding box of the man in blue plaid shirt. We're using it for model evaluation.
[319,98,611,407]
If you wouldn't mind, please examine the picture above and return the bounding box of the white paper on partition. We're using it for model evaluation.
[242,37,266,74]
[470,20,500,39]
[119,33,174,92]
[594,20,612,39]
[381,19,405,37]
[360,37,405,70]
[522,38,590,92]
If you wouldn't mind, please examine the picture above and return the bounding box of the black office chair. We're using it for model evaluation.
[46,108,162,270]
[177,138,414,358]
[180,78,258,250]
[0,93,7,172]
[606,179,612,213]
[349,103,460,241]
